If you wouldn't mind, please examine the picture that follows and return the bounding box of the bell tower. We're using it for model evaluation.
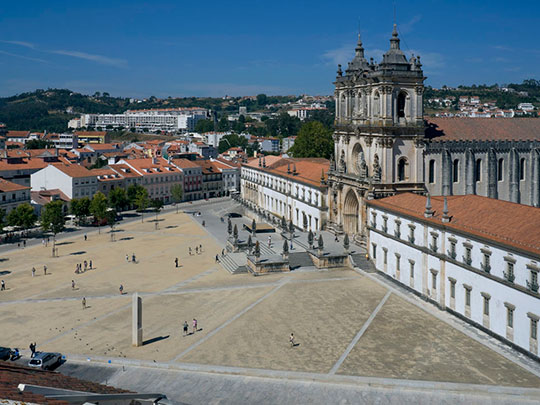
[327,25,427,241]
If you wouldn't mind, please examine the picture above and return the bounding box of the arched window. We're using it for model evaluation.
[428,159,435,183]
[520,158,526,180]
[397,92,406,118]
[398,158,408,181]
[475,159,482,182]
[498,158,504,181]
[452,159,459,183]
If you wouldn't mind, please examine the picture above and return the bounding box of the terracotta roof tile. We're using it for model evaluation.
[425,117,540,142]
[367,193,540,256]
[0,178,29,192]
[51,163,94,178]
[244,157,329,187]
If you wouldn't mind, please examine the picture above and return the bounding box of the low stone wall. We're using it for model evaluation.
[247,256,290,274]
[309,250,351,269]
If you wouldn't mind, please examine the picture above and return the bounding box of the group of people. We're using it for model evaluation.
[188,245,203,256]
[41,237,51,247]
[31,266,48,277]
[125,253,137,263]
[182,318,199,336]
[74,260,93,274]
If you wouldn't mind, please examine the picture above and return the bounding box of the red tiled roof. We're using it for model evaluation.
[244,157,329,187]
[171,158,200,169]
[425,117,540,142]
[0,159,48,171]
[0,178,29,192]
[51,163,94,178]
[6,130,30,138]
[367,193,540,256]
[110,163,142,178]
[75,131,107,137]
[31,189,71,205]
[0,362,129,405]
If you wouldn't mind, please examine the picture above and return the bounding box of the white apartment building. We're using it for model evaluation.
[241,156,329,231]
[518,103,535,112]
[31,163,98,199]
[366,193,540,359]
[79,109,207,133]
[0,178,31,213]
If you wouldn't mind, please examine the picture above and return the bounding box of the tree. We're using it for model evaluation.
[90,192,107,234]
[70,197,90,225]
[308,230,314,248]
[134,188,149,222]
[256,94,268,106]
[151,198,164,222]
[282,239,289,255]
[26,139,54,149]
[227,217,232,235]
[289,121,333,159]
[194,119,214,133]
[105,208,117,241]
[343,233,350,252]
[247,234,253,252]
[41,200,65,249]
[254,241,260,258]
[0,208,5,233]
[108,188,129,212]
[217,116,230,131]
[251,218,256,235]
[170,184,183,213]
[127,184,146,207]
[318,235,324,251]
[233,224,238,240]
[7,203,37,236]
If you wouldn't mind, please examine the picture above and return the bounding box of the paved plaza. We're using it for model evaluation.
[1,199,539,404]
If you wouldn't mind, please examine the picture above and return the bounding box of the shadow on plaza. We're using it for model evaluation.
[69,251,86,256]
[143,335,170,346]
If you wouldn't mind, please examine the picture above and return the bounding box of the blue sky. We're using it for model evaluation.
[0,0,538,97]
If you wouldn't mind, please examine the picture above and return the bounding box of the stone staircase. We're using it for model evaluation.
[349,253,376,273]
[219,252,248,274]
[288,252,314,270]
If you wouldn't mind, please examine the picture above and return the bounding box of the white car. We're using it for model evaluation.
[28,352,62,370]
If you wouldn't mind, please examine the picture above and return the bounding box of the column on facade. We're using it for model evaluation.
[509,148,519,203]
[487,148,497,199]
[335,92,340,119]
[441,149,451,196]
[532,148,540,207]
[465,148,475,195]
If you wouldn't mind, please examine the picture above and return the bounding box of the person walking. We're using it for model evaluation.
[23,240,26,248]
[126,254,129,263]
[183,320,189,336]
[72,280,76,290]
[43,265,47,275]
[175,257,179,268]
[119,284,124,295]
[334,235,339,243]
[221,249,225,257]
[195,246,198,255]
[1,280,5,291]
[189,247,192,256]
[199,244,202,252]
[289,333,295,347]
[132,253,136,263]
[215,254,219,263]
[84,234,87,241]
[192,318,198,334]
[29,342,36,358]
[84,261,87,271]
[268,236,272,248]
[31,267,35,277]
[82,297,86,309]
[89,260,93,269]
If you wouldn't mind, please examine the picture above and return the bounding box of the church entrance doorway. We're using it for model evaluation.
[343,189,359,235]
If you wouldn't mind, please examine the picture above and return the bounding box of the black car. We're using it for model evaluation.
[0,347,11,361]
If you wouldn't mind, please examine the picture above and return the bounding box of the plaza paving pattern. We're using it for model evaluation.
[1,200,539,403]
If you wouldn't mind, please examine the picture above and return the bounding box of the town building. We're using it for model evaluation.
[31,163,98,199]
[170,158,203,201]
[194,160,224,199]
[241,156,329,231]
[0,178,30,213]
[287,106,327,120]
[282,136,296,153]
[31,188,70,215]
[74,131,110,144]
[118,158,183,203]
[188,142,217,159]
[366,193,540,359]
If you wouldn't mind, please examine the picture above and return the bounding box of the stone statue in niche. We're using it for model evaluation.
[339,151,346,173]
[358,152,368,179]
[372,154,381,182]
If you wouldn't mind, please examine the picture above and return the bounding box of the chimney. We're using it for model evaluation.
[287,162,291,174]
[293,163,297,175]
[424,194,434,218]
[258,156,261,167]
[442,195,450,223]
[262,156,266,168]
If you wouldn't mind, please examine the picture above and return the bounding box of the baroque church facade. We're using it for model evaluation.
[327,25,427,240]
[327,25,540,241]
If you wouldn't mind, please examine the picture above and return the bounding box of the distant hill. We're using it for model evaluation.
[0,89,299,133]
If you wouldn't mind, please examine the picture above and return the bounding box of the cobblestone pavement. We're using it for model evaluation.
[1,198,540,404]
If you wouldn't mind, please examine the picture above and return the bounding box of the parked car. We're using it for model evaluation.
[0,346,11,361]
[28,352,62,370]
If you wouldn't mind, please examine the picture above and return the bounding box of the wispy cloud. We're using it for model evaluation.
[0,50,47,63]
[322,44,354,66]
[399,15,422,35]
[51,50,127,67]
[0,40,36,49]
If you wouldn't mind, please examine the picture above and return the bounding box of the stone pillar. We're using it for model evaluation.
[132,293,143,347]
[487,148,497,199]
[532,149,540,207]
[442,149,451,196]
[465,149,475,195]
[509,148,519,203]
